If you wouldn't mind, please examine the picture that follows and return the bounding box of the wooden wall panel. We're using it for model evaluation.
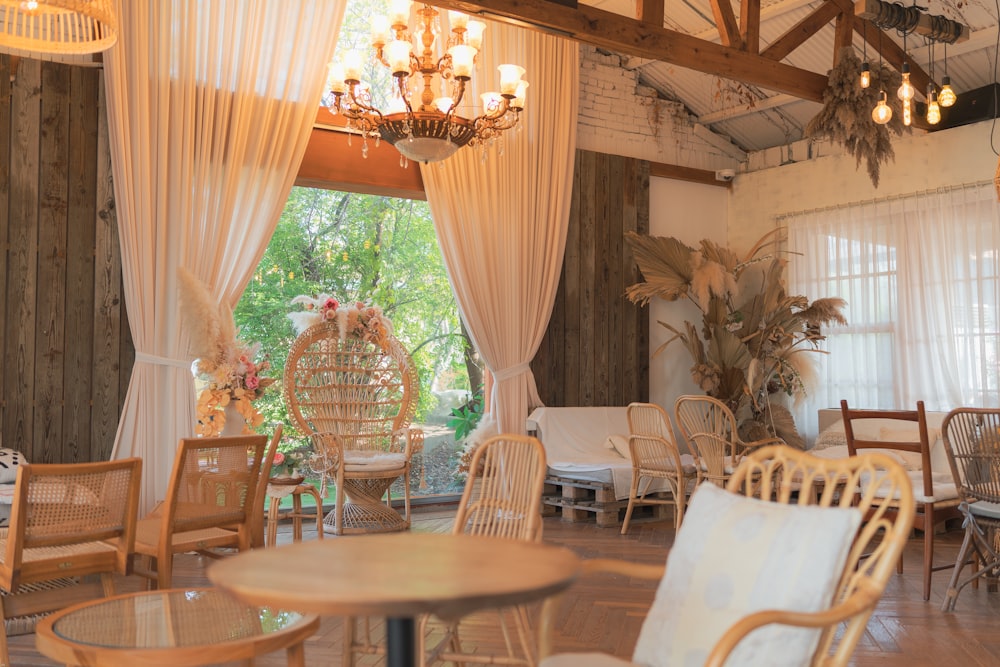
[532,150,649,407]
[0,56,131,464]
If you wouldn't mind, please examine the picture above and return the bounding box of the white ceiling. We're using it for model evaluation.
[582,0,1000,152]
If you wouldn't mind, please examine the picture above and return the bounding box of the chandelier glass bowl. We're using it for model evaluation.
[324,1,527,164]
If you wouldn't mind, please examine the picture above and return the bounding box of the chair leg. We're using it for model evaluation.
[621,474,641,535]
[923,506,935,601]
[100,572,116,598]
[342,616,356,667]
[0,595,9,667]
[267,496,281,547]
[403,469,412,524]
[157,554,172,591]
[942,526,977,611]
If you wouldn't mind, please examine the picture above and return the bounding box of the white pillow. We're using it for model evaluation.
[632,484,861,667]
[0,449,27,484]
[605,435,630,460]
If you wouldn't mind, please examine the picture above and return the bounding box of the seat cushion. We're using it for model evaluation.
[969,500,1000,520]
[542,653,635,667]
[862,470,959,503]
[632,483,861,667]
[644,454,698,476]
[697,455,738,474]
[343,450,407,473]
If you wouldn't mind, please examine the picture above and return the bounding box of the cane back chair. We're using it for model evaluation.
[621,402,698,534]
[284,320,424,535]
[940,407,1000,611]
[0,458,142,667]
[538,446,914,667]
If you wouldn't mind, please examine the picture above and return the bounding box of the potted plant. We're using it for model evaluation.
[625,230,847,448]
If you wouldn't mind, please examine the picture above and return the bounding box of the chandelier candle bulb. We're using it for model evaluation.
[434,97,454,113]
[512,80,528,109]
[450,45,476,79]
[386,40,412,75]
[481,91,504,114]
[448,10,469,31]
[328,63,347,94]
[389,0,411,27]
[371,16,390,47]
[498,64,525,96]
[343,50,363,82]
[466,20,486,50]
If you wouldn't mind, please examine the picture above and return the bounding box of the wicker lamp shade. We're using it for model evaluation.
[0,0,117,57]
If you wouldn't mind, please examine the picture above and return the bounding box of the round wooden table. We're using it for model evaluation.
[208,533,582,667]
[35,587,319,666]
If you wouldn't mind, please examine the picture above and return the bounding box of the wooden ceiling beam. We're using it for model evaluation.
[636,0,664,27]
[710,0,744,49]
[740,0,761,55]
[760,0,841,62]
[425,0,829,102]
[833,10,854,66]
[854,15,932,95]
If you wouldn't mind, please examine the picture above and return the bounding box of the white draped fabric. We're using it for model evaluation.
[103,0,342,511]
[421,25,578,434]
[784,182,1000,441]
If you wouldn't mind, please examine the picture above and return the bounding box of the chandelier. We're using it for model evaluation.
[324,1,527,164]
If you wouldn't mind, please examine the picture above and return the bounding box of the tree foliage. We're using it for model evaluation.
[234,187,470,443]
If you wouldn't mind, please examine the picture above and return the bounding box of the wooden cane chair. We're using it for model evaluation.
[0,458,142,667]
[538,446,915,667]
[133,434,267,589]
[674,395,784,487]
[841,400,963,601]
[939,407,1000,611]
[621,402,698,534]
[346,435,547,667]
[284,321,423,535]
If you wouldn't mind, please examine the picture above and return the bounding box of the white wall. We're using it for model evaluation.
[729,120,999,251]
[647,177,728,416]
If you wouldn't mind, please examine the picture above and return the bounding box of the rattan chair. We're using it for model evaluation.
[284,321,423,535]
[621,402,698,534]
[674,395,784,487]
[133,434,267,589]
[346,434,547,667]
[537,446,915,667]
[940,407,1000,611]
[841,400,963,601]
[0,458,142,667]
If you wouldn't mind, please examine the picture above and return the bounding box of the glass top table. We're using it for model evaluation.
[35,587,319,666]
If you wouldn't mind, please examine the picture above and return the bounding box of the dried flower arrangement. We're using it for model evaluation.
[178,268,275,436]
[287,294,393,346]
[625,230,847,448]
[805,47,906,188]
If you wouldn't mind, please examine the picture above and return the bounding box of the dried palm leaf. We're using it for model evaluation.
[800,297,849,327]
[625,232,694,304]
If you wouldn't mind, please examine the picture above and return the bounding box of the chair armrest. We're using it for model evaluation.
[538,558,665,658]
[308,433,345,474]
[394,427,424,459]
[702,585,880,667]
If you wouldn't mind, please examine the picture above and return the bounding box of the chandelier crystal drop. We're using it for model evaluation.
[324,1,527,164]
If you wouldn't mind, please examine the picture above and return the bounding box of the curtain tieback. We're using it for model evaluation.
[493,363,531,382]
[135,352,192,370]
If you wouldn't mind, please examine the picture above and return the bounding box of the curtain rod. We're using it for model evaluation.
[775,179,994,221]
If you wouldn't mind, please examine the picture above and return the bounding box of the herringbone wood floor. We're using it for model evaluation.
[11,507,1000,666]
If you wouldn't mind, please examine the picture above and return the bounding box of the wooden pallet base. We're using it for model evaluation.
[542,475,673,527]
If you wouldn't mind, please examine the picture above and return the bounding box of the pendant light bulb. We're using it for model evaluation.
[927,94,941,125]
[902,97,912,126]
[897,63,915,101]
[939,76,957,107]
[860,62,871,89]
[872,90,893,124]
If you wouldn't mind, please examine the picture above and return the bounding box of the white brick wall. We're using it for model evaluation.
[576,45,739,171]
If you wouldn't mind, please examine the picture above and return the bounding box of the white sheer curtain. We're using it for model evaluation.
[421,24,578,434]
[104,0,342,511]
[785,182,1000,441]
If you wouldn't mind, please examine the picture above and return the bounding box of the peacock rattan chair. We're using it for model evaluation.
[674,394,784,487]
[940,407,1000,611]
[538,446,914,667]
[621,402,698,534]
[0,458,142,667]
[284,320,424,535]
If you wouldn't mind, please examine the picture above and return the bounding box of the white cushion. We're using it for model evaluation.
[605,435,630,459]
[863,470,959,503]
[810,444,920,471]
[813,418,949,474]
[697,455,738,474]
[0,449,27,484]
[541,653,634,667]
[343,451,407,473]
[632,484,861,667]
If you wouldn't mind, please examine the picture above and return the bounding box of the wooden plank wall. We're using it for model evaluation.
[0,56,131,464]
[532,150,649,407]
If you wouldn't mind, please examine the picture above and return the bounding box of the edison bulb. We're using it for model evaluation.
[860,62,871,89]
[872,91,892,125]
[926,90,941,125]
[897,67,915,101]
[939,76,957,107]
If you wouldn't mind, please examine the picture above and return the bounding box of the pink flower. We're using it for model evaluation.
[273,451,285,466]
[246,375,260,390]
[323,308,337,320]
[324,298,339,311]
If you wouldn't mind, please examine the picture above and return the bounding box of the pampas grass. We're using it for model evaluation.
[178,267,234,373]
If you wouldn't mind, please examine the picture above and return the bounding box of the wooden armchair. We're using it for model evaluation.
[538,446,914,667]
[284,321,423,535]
[133,434,267,589]
[0,458,142,666]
